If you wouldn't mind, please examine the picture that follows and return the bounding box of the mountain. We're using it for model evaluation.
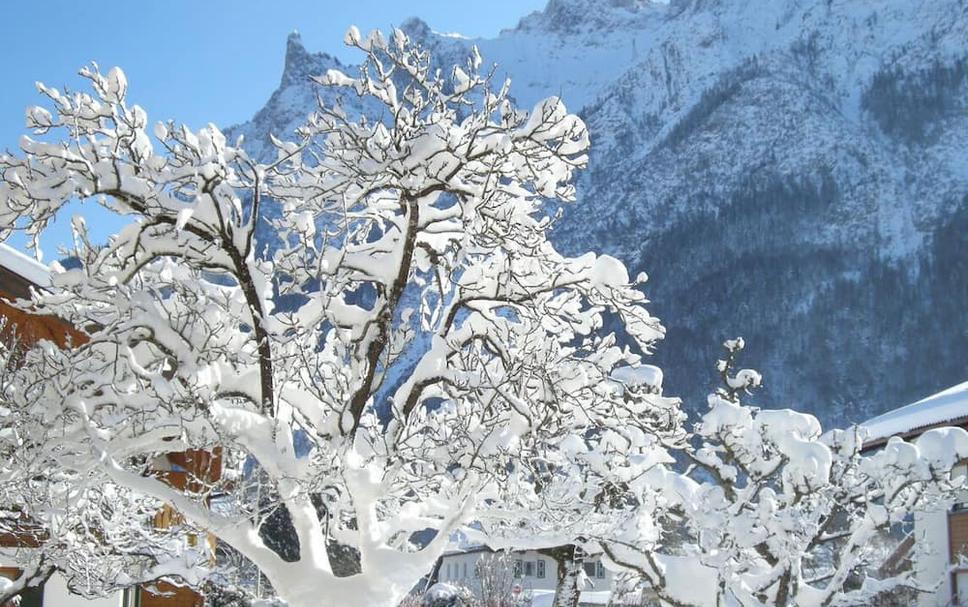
[225,0,968,427]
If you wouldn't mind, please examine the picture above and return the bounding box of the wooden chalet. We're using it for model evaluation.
[862,381,968,607]
[0,243,219,607]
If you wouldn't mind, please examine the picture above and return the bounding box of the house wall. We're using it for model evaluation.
[950,511,968,605]
[0,566,128,607]
[42,573,126,607]
[916,507,953,606]
[138,582,204,607]
[916,463,968,606]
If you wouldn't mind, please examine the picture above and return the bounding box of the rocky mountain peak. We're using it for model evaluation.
[281,30,340,88]
[399,16,432,41]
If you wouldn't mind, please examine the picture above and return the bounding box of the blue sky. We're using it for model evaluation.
[0,0,546,256]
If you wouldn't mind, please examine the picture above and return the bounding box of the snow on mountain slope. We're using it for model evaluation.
[226,0,968,426]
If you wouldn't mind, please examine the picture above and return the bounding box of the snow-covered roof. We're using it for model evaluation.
[0,243,50,288]
[440,544,493,557]
[862,381,968,445]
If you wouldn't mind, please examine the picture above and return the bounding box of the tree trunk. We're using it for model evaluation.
[0,565,53,607]
[539,545,582,607]
[775,569,792,607]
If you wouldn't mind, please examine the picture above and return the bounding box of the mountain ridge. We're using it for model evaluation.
[225,0,968,426]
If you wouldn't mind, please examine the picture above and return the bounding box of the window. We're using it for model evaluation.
[514,559,523,578]
[446,562,451,579]
[524,561,535,577]
[463,562,467,579]
[582,560,606,579]
[536,559,546,579]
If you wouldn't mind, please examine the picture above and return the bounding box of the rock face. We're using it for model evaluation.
[227,0,968,427]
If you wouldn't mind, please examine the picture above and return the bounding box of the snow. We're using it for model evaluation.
[861,381,968,443]
[422,582,464,601]
[611,364,663,391]
[654,555,719,606]
[531,589,613,606]
[0,242,51,288]
[344,25,361,47]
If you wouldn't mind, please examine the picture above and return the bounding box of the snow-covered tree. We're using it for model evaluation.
[473,551,517,607]
[0,27,678,607]
[0,313,211,604]
[470,362,682,607]
[602,339,968,607]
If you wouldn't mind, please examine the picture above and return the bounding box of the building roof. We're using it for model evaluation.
[441,545,494,558]
[0,243,86,349]
[0,244,50,290]
[862,381,968,448]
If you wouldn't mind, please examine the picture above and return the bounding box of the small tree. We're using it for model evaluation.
[602,339,968,606]
[475,551,516,607]
[0,27,677,607]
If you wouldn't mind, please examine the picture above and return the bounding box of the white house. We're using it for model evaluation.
[862,381,968,607]
[435,546,620,606]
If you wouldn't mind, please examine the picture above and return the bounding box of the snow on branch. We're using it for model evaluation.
[0,27,680,607]
[598,339,968,607]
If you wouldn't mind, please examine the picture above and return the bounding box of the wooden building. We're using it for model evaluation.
[862,381,968,607]
[0,244,216,607]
